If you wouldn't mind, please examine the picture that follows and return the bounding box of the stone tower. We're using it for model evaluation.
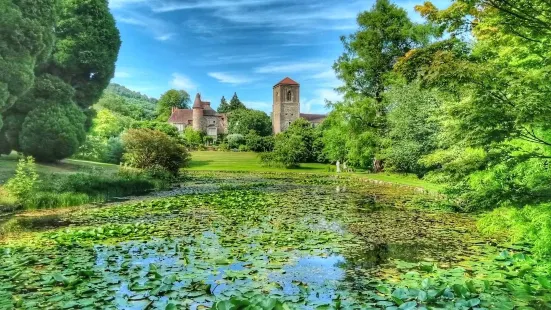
[272,77,300,134]
[192,93,203,131]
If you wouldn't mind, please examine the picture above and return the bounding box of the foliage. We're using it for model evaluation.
[229,93,246,111]
[96,92,155,121]
[91,108,132,138]
[106,83,157,104]
[122,128,190,175]
[217,96,230,113]
[381,82,441,176]
[156,89,190,120]
[245,131,274,152]
[0,0,120,160]
[19,102,86,162]
[226,134,246,149]
[228,108,272,137]
[182,127,204,150]
[4,156,38,199]
[479,204,551,256]
[131,120,180,138]
[261,133,307,168]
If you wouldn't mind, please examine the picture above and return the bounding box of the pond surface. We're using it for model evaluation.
[0,172,549,309]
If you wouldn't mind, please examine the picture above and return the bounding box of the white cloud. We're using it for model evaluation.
[243,100,271,111]
[208,72,254,85]
[109,0,147,9]
[171,73,197,91]
[255,62,327,74]
[155,33,175,41]
[115,71,131,78]
[302,88,341,113]
[151,0,279,12]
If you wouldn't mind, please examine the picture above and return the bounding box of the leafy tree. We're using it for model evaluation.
[5,156,39,199]
[226,134,246,149]
[91,108,132,139]
[0,0,56,115]
[182,127,204,150]
[131,120,180,138]
[19,102,86,162]
[229,93,246,112]
[157,89,191,120]
[0,0,120,160]
[228,109,272,136]
[245,130,274,152]
[45,0,121,109]
[217,96,230,113]
[106,83,157,104]
[122,128,190,176]
[261,133,307,168]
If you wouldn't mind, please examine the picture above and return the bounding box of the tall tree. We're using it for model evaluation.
[156,89,190,120]
[217,96,230,113]
[326,0,434,170]
[229,92,246,111]
[0,0,121,161]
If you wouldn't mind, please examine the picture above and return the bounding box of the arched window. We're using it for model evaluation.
[286,90,292,101]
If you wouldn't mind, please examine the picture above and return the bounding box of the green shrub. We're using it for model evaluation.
[226,134,245,149]
[261,133,306,168]
[182,127,204,149]
[102,136,124,164]
[122,128,190,175]
[479,204,551,257]
[55,171,155,197]
[5,156,39,199]
[245,130,274,152]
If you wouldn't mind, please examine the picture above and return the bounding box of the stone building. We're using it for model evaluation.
[272,77,326,134]
[168,93,228,139]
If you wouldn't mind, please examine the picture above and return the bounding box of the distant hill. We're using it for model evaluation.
[105,83,158,104]
[95,84,158,121]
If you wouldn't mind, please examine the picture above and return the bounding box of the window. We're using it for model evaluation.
[286,90,292,101]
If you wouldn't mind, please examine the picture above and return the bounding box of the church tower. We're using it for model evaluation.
[272,77,300,134]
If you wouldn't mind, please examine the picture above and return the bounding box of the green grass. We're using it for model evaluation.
[0,152,118,185]
[188,151,441,191]
[188,151,332,172]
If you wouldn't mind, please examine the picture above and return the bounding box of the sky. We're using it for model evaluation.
[109,0,450,115]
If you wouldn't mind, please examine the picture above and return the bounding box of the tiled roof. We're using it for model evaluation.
[274,77,299,87]
[300,113,326,122]
[168,109,193,124]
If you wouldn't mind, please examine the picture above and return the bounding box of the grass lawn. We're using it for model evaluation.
[188,151,332,172]
[0,152,118,185]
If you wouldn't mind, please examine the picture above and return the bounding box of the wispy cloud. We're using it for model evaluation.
[155,33,176,41]
[171,73,197,91]
[243,100,271,111]
[255,62,328,74]
[208,72,254,85]
[115,71,132,78]
[115,10,177,41]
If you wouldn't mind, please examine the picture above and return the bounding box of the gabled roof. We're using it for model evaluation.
[168,109,193,124]
[274,77,299,87]
[300,113,326,122]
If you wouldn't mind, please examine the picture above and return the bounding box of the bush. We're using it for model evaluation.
[245,130,274,152]
[261,134,306,168]
[238,144,250,152]
[227,134,245,149]
[122,128,190,175]
[102,136,124,164]
[182,126,204,150]
[5,156,39,199]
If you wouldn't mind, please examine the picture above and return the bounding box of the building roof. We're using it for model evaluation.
[168,109,193,124]
[300,113,326,122]
[274,77,299,87]
[193,93,202,109]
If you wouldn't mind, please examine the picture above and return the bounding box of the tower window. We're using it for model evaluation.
[286,90,292,101]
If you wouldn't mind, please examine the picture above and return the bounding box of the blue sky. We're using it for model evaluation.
[109,0,449,114]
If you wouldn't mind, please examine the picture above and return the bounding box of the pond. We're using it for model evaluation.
[0,172,550,309]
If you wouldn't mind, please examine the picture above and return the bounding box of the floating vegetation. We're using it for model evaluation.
[0,172,549,309]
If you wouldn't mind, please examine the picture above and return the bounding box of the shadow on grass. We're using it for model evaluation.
[188,160,215,168]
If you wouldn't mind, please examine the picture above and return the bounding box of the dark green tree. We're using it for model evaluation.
[19,102,86,162]
[217,96,230,113]
[156,89,191,120]
[45,0,121,109]
[228,109,272,136]
[229,93,246,111]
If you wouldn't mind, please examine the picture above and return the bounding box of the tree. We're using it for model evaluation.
[45,0,121,109]
[217,96,230,113]
[326,0,435,170]
[182,127,204,150]
[228,109,272,136]
[0,0,121,160]
[157,89,191,120]
[131,120,180,139]
[261,133,307,168]
[229,93,246,111]
[122,128,190,176]
[19,103,86,162]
